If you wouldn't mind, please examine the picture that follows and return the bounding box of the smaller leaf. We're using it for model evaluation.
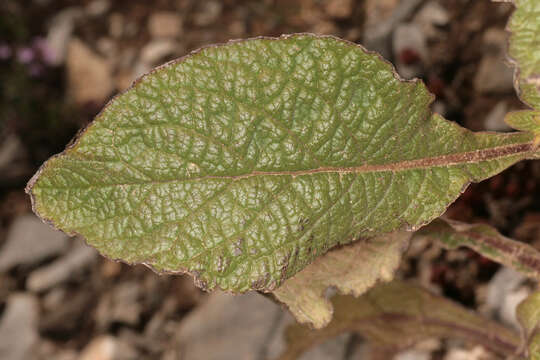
[505,0,540,108]
[276,281,520,360]
[272,231,411,329]
[517,291,540,360]
[416,218,540,281]
[505,110,540,154]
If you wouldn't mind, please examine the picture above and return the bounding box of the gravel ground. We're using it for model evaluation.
[0,1,539,359]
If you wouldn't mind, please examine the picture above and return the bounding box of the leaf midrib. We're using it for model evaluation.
[41,140,536,190]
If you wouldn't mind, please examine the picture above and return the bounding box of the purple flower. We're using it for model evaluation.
[32,37,58,66]
[17,47,35,64]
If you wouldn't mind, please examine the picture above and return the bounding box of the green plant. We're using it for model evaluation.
[26,0,540,358]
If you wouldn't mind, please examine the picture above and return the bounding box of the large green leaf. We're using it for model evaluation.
[27,34,539,292]
[273,231,410,329]
[506,0,540,108]
[276,281,520,360]
[517,291,540,360]
[417,218,540,281]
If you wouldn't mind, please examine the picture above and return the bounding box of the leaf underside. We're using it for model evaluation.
[273,230,411,329]
[506,0,540,109]
[517,291,540,360]
[417,218,540,281]
[277,281,520,360]
[27,34,538,292]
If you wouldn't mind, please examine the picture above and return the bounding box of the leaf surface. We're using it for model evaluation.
[276,281,520,360]
[506,0,540,108]
[517,291,540,360]
[416,218,540,281]
[27,34,539,292]
[273,231,410,329]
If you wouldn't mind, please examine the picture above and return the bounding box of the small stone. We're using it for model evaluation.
[85,0,110,17]
[101,259,123,278]
[299,334,351,360]
[79,335,138,360]
[363,0,423,59]
[414,2,449,39]
[79,336,117,360]
[474,56,514,94]
[40,290,92,335]
[96,281,142,328]
[37,340,78,360]
[45,7,84,65]
[486,267,528,328]
[0,294,39,360]
[325,0,354,19]
[193,1,222,26]
[140,39,179,66]
[394,348,431,360]
[474,28,514,94]
[66,38,113,105]
[96,37,117,59]
[500,287,530,330]
[483,28,509,53]
[444,346,491,360]
[175,291,352,359]
[42,287,67,311]
[393,23,428,79]
[484,101,511,131]
[176,292,282,360]
[148,11,182,38]
[0,214,69,271]
[364,0,401,27]
[26,239,98,292]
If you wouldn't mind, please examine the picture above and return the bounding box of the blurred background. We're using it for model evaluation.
[0,0,539,359]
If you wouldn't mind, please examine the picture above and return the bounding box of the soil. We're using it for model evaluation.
[0,0,538,359]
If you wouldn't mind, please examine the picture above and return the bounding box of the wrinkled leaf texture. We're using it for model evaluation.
[27,34,540,292]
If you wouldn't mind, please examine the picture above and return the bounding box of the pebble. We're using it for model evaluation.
[325,0,354,19]
[175,292,281,360]
[193,1,222,26]
[364,0,401,28]
[79,336,117,360]
[485,267,528,329]
[148,12,182,38]
[78,335,138,360]
[474,28,514,94]
[45,7,84,65]
[474,56,514,94]
[96,281,142,328]
[66,38,113,105]
[26,239,98,292]
[85,0,110,17]
[0,214,69,272]
[139,39,180,66]
[175,291,354,360]
[500,287,530,330]
[483,101,511,131]
[363,0,423,59]
[0,294,40,360]
[393,23,428,79]
[444,346,490,360]
[414,1,449,39]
